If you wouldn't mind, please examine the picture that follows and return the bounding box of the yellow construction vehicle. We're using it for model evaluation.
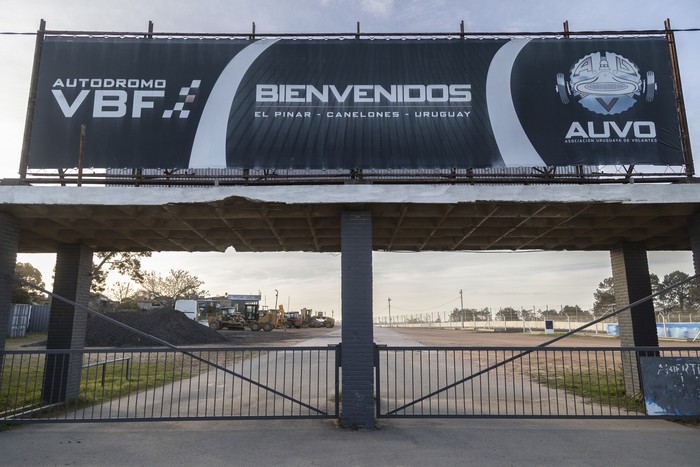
[301,308,335,328]
[208,309,246,330]
[208,304,285,332]
[248,305,286,332]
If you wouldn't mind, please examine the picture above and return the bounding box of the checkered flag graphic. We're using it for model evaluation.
[162,80,201,118]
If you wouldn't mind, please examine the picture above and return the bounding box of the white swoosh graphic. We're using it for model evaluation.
[486,39,546,167]
[189,39,279,168]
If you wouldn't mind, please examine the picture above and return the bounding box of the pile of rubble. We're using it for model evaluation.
[86,308,227,347]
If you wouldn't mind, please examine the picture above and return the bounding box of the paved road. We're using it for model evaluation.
[1,327,699,466]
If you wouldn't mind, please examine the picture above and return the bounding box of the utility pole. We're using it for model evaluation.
[388,297,392,327]
[460,289,464,328]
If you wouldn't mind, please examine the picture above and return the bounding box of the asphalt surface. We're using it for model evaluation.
[1,327,699,466]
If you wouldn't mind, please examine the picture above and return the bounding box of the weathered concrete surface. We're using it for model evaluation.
[1,418,698,466]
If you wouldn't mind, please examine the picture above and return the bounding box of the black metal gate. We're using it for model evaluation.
[1,345,339,423]
[375,345,699,419]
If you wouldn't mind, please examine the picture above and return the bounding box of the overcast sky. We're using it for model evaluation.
[2,1,699,317]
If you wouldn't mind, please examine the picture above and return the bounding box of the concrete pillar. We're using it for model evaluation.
[341,211,374,428]
[610,243,658,395]
[42,244,93,404]
[0,213,20,353]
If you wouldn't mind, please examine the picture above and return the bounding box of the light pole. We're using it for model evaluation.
[460,289,464,328]
[388,297,392,327]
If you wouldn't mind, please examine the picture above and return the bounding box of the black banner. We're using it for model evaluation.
[27,36,684,169]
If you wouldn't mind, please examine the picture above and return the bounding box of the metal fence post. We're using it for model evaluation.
[374,344,387,418]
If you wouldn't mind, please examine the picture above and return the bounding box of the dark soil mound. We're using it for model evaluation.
[86,308,227,347]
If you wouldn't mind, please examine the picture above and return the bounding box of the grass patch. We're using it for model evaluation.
[1,350,236,420]
[536,369,645,413]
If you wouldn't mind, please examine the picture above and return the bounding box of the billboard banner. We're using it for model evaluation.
[27,36,684,170]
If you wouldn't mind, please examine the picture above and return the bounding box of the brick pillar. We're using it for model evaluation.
[341,211,374,428]
[42,244,93,404]
[610,243,658,395]
[688,212,700,276]
[0,213,20,354]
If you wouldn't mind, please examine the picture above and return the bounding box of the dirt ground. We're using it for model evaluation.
[214,326,700,348]
[388,326,700,348]
[214,326,336,346]
[9,319,699,349]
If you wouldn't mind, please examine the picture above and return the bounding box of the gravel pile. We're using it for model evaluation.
[86,308,227,347]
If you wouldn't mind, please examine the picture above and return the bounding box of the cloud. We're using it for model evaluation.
[359,0,394,17]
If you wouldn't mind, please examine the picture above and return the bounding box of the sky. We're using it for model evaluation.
[2,0,699,318]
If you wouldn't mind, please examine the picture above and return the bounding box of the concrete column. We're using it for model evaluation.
[610,242,658,395]
[341,211,374,428]
[0,213,20,353]
[42,244,93,404]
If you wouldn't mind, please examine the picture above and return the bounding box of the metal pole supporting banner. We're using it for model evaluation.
[18,19,46,179]
[665,18,694,176]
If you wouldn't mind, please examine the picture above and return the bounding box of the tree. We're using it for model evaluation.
[518,307,537,320]
[449,307,490,322]
[658,270,694,312]
[560,305,591,320]
[107,281,141,310]
[12,262,46,304]
[91,252,152,295]
[138,269,208,309]
[593,277,615,315]
[593,273,663,314]
[538,308,558,319]
[496,307,519,320]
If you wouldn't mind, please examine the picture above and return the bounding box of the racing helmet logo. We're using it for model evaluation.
[556,51,656,115]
